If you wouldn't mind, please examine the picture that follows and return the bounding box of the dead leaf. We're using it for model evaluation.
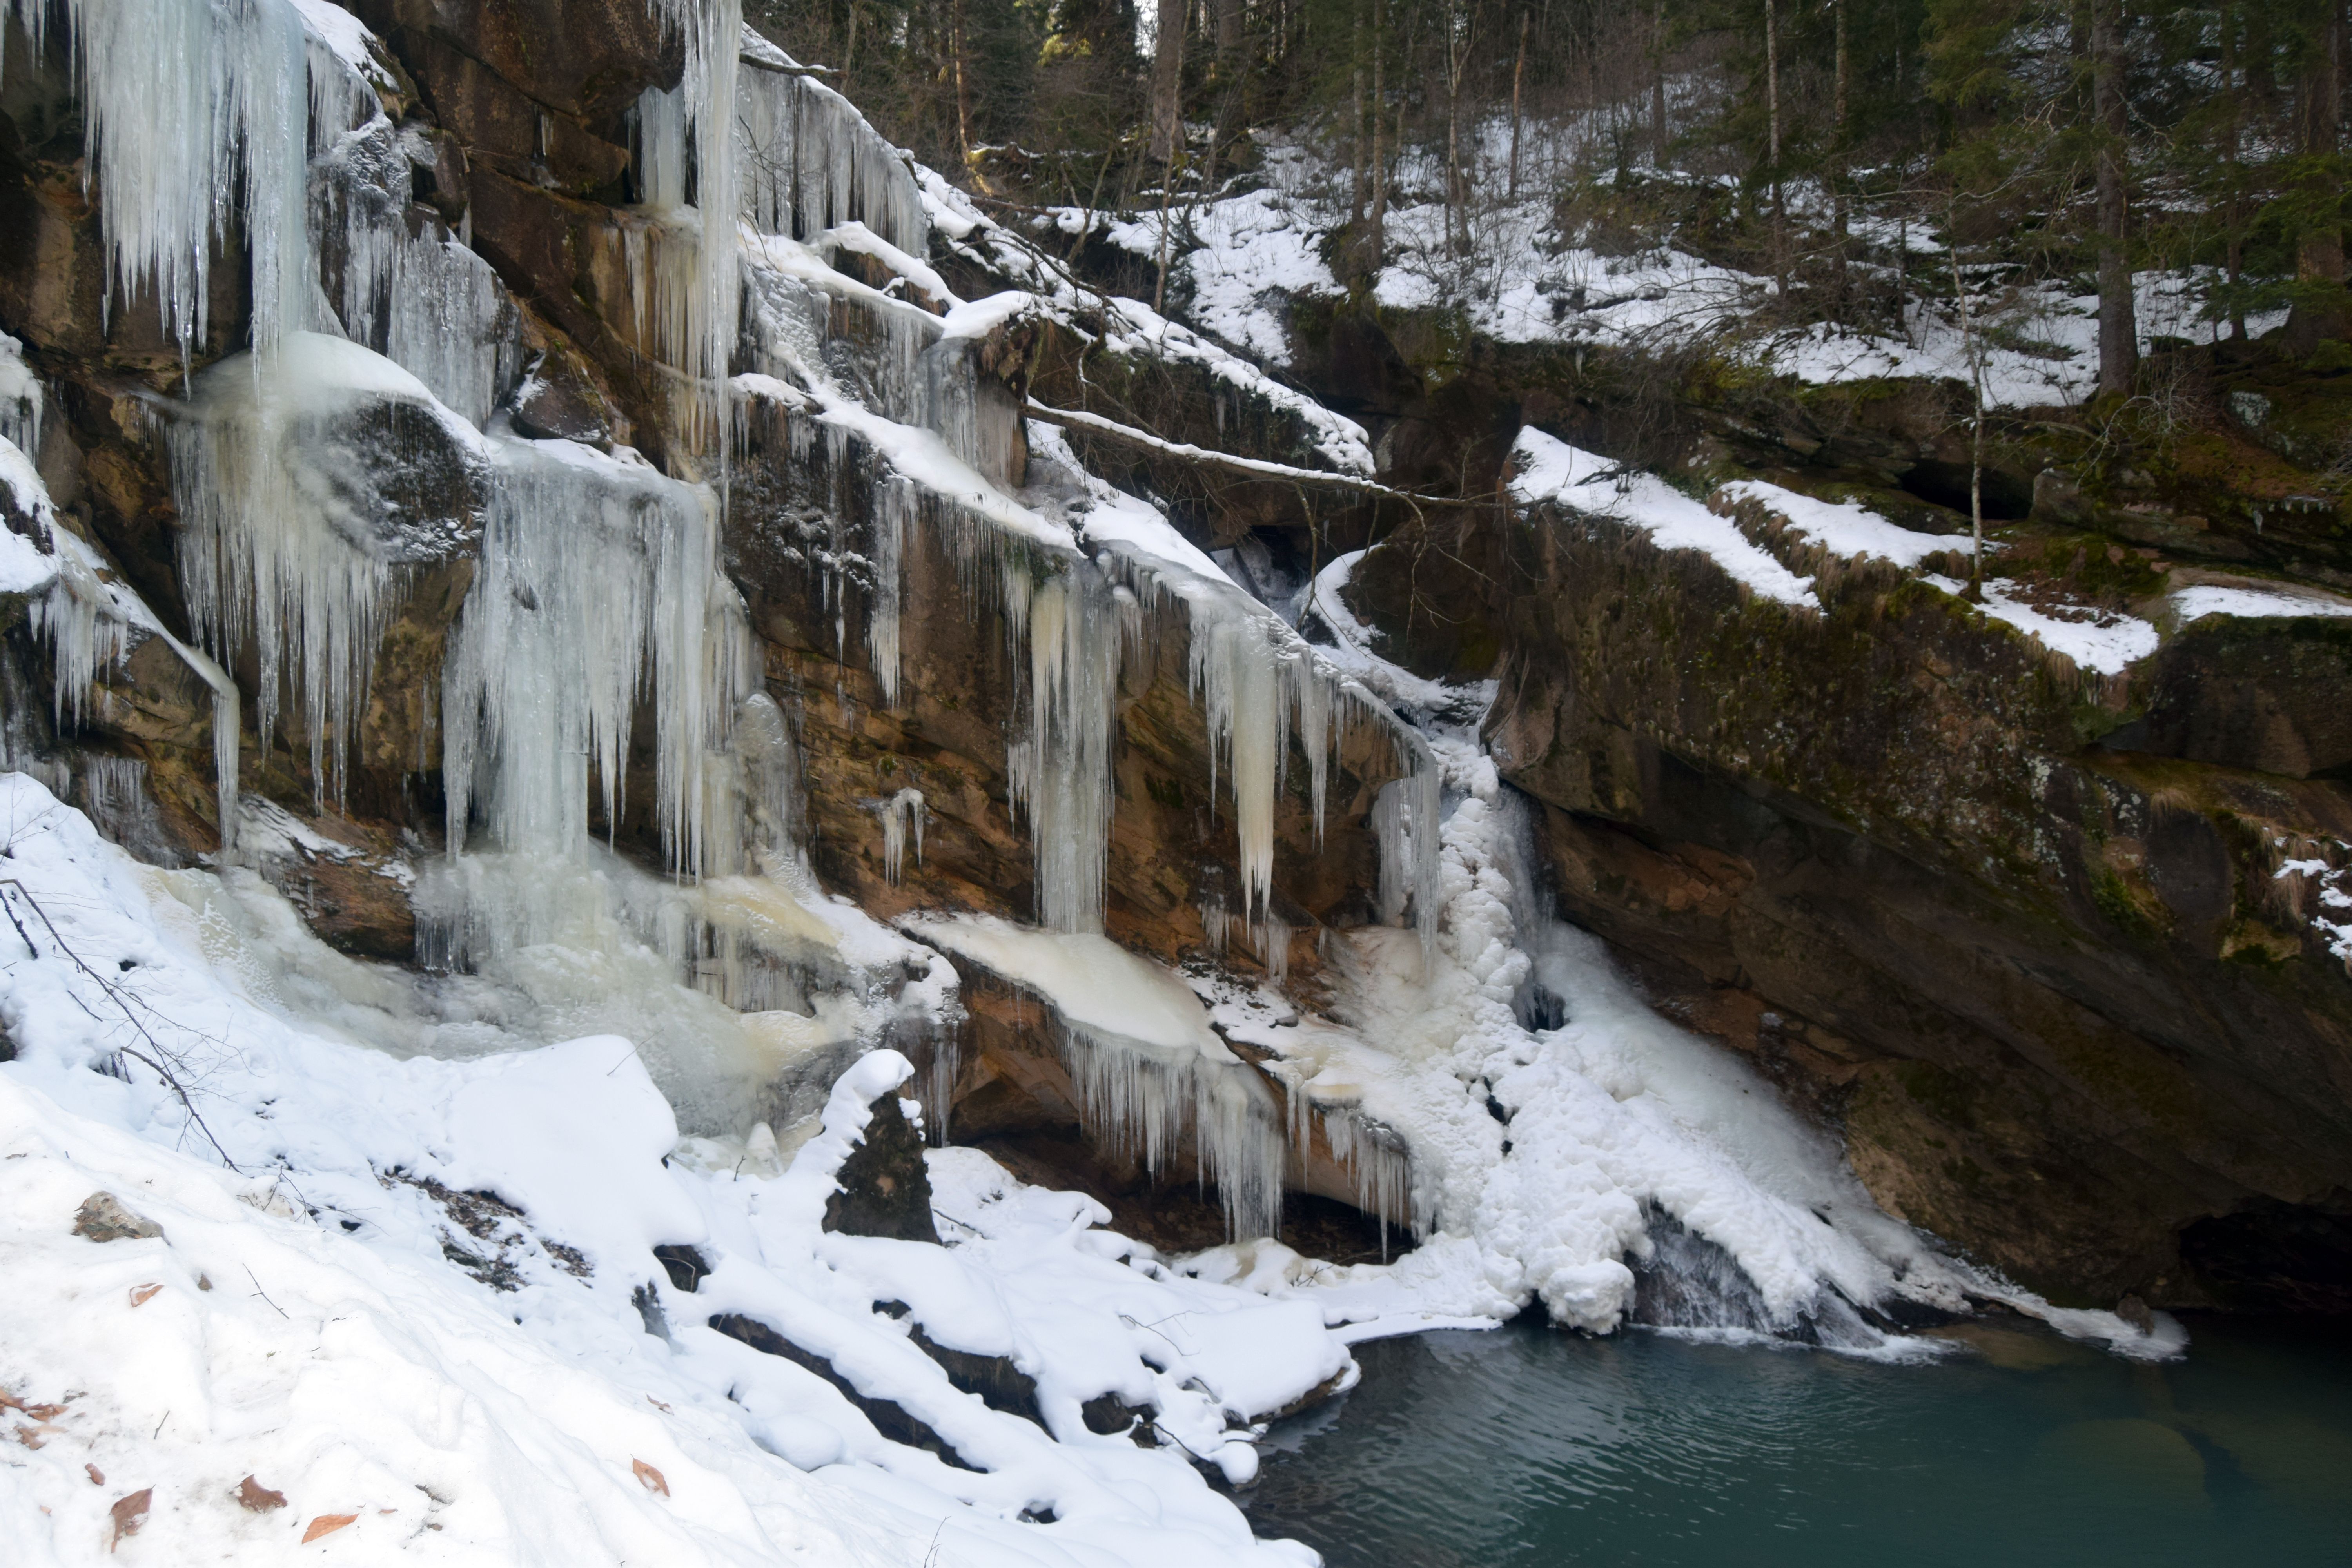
[0,1390,20,1412]
[85,1463,104,1486]
[235,1475,287,1512]
[646,1395,672,1413]
[301,1513,358,1543]
[129,1283,162,1308]
[25,1402,63,1419]
[14,1423,47,1449]
[109,1489,151,1551]
[631,1458,669,1497]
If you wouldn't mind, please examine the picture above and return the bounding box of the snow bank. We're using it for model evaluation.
[1509,429,1819,608]
[0,1074,898,1568]
[0,436,61,595]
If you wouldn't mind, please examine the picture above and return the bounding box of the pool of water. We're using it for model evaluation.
[1239,1315,2352,1568]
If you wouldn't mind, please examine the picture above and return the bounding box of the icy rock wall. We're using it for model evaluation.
[5,0,1440,1239]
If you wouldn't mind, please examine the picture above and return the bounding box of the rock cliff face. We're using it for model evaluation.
[1279,301,2352,1311]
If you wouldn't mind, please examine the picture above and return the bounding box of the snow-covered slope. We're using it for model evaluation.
[0,775,1340,1565]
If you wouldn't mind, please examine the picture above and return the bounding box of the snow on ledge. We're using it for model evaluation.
[1921,575,2159,675]
[1508,429,1819,608]
[2169,583,2352,623]
[903,914,1237,1065]
[1717,479,1975,569]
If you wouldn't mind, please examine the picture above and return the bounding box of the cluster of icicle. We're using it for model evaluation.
[7,0,1446,1242]
[735,32,928,255]
[1062,1009,1287,1242]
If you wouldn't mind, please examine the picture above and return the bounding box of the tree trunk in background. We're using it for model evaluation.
[1509,12,1528,201]
[2288,0,2349,353]
[1831,0,1849,312]
[1445,31,1461,256]
[1149,0,1187,165]
[1352,4,1369,229]
[2091,0,2137,396]
[1651,0,1668,159]
[1370,0,1387,270]
[951,0,976,182]
[1217,0,1243,73]
[2222,0,2246,341]
[1765,0,1785,296]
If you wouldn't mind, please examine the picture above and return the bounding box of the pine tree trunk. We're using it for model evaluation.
[1352,3,1369,228]
[1370,0,1387,270]
[2091,0,2137,396]
[1445,8,1466,257]
[952,0,976,182]
[2222,0,2245,341]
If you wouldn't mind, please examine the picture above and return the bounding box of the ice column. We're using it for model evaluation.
[1011,571,1121,933]
[635,0,742,455]
[440,439,747,878]
[877,788,926,883]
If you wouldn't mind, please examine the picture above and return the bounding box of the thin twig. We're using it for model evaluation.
[0,880,242,1173]
[245,1265,288,1319]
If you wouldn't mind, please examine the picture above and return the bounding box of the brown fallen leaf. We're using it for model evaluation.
[109,1488,152,1552]
[631,1458,669,1497]
[129,1282,163,1308]
[236,1475,287,1512]
[0,1390,21,1412]
[645,1395,672,1413]
[301,1513,358,1544]
[85,1463,104,1486]
[14,1423,47,1448]
[25,1402,63,1419]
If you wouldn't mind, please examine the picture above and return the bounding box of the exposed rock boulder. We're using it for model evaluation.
[822,1086,939,1245]
[73,1191,162,1243]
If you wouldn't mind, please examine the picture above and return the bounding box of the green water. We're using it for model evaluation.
[1240,1316,2352,1568]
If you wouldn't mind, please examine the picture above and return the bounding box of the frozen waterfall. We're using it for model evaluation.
[0,0,2114,1363]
